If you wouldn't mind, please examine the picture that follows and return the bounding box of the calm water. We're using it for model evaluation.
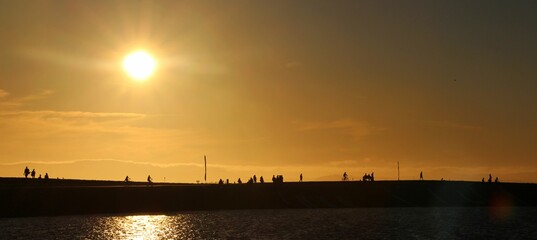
[1,208,536,239]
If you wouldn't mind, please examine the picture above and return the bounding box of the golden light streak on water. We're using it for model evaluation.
[105,215,178,239]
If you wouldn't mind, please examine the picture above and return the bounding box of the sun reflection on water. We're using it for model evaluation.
[95,214,194,239]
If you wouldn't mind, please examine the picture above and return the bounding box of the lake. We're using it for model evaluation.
[1,207,535,239]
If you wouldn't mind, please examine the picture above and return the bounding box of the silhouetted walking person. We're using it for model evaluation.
[125,176,130,183]
[237,178,242,184]
[24,166,30,179]
[253,175,257,183]
[495,177,499,183]
[44,173,49,180]
[31,169,36,179]
[260,176,264,183]
[300,173,303,182]
[420,171,423,180]
[482,177,484,183]
[488,174,492,183]
[343,172,348,181]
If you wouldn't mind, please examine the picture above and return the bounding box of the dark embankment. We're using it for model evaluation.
[1,178,536,217]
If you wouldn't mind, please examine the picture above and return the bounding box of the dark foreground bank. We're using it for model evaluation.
[1,178,536,217]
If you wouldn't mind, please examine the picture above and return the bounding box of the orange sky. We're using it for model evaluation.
[1,1,536,183]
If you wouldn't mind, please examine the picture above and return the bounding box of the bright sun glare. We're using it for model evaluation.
[123,50,156,81]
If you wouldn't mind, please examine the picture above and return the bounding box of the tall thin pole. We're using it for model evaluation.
[204,155,207,183]
[397,161,399,181]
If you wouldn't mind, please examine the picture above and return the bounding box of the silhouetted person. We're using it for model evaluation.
[219,179,224,184]
[420,171,423,180]
[343,172,348,181]
[147,175,153,185]
[38,174,42,179]
[31,169,36,179]
[44,173,49,180]
[260,176,264,183]
[495,177,499,183]
[24,166,30,179]
[482,177,484,183]
[253,175,257,183]
[125,176,130,183]
[247,177,254,184]
[272,175,276,183]
[226,179,229,184]
[300,173,303,182]
[238,178,242,184]
[371,172,375,181]
[488,174,492,183]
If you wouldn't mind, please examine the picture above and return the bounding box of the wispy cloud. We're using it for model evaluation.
[0,110,145,122]
[0,89,53,108]
[294,118,384,138]
[426,120,483,132]
[285,61,303,69]
[0,89,9,98]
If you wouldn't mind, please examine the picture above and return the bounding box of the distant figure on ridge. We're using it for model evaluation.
[237,178,242,184]
[260,176,264,183]
[300,173,303,182]
[488,174,492,183]
[371,172,375,181]
[44,173,49,180]
[419,171,424,181]
[272,175,276,183]
[343,172,348,181]
[247,177,254,184]
[31,169,36,179]
[495,177,499,183]
[226,179,229,184]
[24,166,30,179]
[124,176,130,183]
[482,177,484,183]
[219,179,224,184]
[147,175,153,185]
[253,175,257,183]
[38,174,42,179]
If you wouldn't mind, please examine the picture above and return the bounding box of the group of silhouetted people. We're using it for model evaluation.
[272,175,284,183]
[218,178,232,184]
[23,166,49,180]
[363,172,375,181]
[482,174,499,183]
[246,175,261,184]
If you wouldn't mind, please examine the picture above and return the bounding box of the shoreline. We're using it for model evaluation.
[1,178,536,217]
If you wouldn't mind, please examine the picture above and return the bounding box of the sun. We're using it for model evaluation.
[123,50,156,81]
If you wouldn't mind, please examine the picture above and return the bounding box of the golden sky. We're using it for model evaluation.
[1,1,536,183]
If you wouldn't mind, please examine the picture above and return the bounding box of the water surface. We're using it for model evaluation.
[1,208,535,239]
